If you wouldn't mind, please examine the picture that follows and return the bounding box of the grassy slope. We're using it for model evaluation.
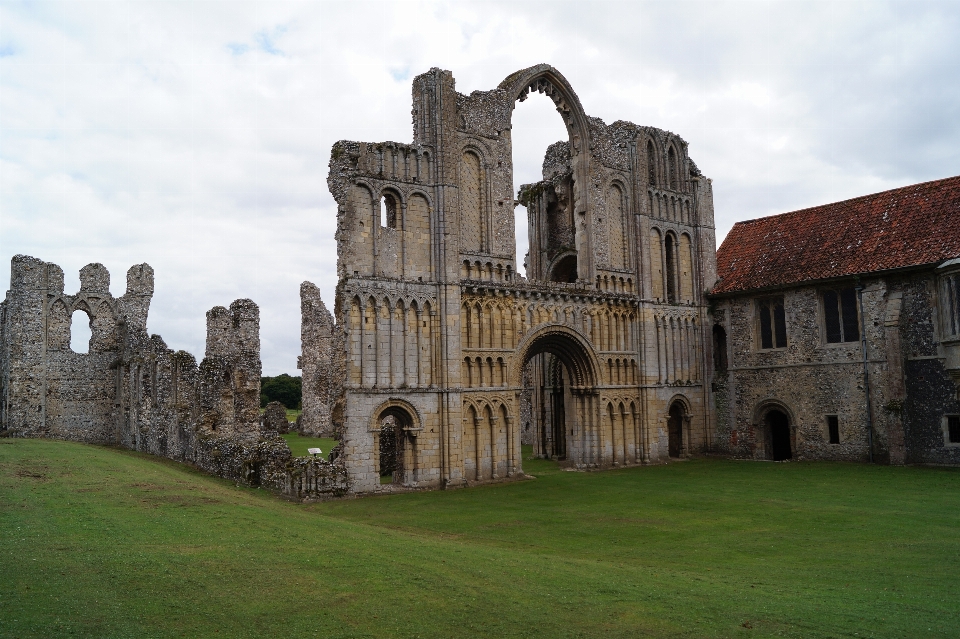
[1,440,958,638]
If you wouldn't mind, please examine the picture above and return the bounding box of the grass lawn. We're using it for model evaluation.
[282,432,339,457]
[2,439,959,638]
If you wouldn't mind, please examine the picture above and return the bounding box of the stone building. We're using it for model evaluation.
[322,64,718,492]
[710,176,960,464]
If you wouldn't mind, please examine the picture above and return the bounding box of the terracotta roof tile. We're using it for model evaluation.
[713,175,960,295]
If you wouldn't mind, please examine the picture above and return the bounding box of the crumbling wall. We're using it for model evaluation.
[0,255,349,499]
[262,401,289,434]
[298,281,339,437]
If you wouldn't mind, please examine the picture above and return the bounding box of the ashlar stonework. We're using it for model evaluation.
[315,64,718,492]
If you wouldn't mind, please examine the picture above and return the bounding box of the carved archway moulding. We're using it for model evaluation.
[511,323,600,389]
[368,398,424,435]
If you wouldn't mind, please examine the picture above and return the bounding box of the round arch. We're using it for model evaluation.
[751,399,796,426]
[498,64,591,152]
[752,399,796,462]
[369,398,423,433]
[511,324,600,389]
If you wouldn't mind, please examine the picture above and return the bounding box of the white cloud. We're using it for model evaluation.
[1,0,958,374]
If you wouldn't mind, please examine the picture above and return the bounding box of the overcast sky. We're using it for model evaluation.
[1,0,958,374]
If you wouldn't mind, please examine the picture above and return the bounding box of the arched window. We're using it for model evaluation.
[380,193,398,229]
[70,309,92,354]
[460,150,484,252]
[712,324,728,373]
[647,141,657,186]
[667,146,678,191]
[664,234,677,303]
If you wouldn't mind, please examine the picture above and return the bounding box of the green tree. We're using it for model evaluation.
[260,374,302,409]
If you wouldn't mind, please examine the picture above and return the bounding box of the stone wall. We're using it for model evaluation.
[0,255,348,500]
[298,281,339,437]
[711,269,960,464]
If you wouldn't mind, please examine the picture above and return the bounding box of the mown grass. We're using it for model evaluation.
[282,432,339,457]
[1,439,959,638]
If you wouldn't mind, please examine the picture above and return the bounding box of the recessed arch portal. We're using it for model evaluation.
[370,399,423,485]
[753,401,796,462]
[512,324,599,389]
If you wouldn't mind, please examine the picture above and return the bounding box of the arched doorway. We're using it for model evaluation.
[372,402,421,485]
[515,325,600,468]
[766,409,792,461]
[667,401,687,458]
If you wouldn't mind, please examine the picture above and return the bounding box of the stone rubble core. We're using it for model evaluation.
[0,256,348,500]
[297,281,341,437]
[310,64,718,493]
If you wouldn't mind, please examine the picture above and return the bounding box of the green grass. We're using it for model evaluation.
[2,439,959,638]
[281,432,338,457]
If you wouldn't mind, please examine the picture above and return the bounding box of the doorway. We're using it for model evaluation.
[668,401,686,458]
[766,409,792,461]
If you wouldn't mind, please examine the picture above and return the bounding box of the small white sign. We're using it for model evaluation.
[307,448,323,456]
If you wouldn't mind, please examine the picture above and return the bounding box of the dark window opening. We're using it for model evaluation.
[948,415,960,444]
[712,324,728,373]
[758,297,787,349]
[827,415,840,444]
[378,414,402,483]
[665,234,677,303]
[647,141,657,186]
[823,287,860,343]
[946,274,960,336]
[550,255,578,283]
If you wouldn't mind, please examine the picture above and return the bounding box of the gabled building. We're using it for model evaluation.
[710,176,960,464]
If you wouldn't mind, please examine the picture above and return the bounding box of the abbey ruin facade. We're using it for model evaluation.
[6,64,955,498]
[326,65,716,492]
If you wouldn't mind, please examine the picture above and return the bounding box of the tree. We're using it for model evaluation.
[260,374,302,409]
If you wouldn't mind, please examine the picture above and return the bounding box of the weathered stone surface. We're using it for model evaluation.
[711,268,960,466]
[262,401,289,434]
[0,256,349,499]
[298,281,339,437]
[321,64,717,494]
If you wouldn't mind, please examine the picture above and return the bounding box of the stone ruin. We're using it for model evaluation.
[307,64,717,493]
[3,64,957,500]
[0,255,348,499]
[297,281,341,437]
[1,64,722,498]
[261,401,290,434]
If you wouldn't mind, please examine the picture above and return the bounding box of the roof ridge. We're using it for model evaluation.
[731,174,960,228]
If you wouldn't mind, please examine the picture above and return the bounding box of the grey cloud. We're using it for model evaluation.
[1,0,957,374]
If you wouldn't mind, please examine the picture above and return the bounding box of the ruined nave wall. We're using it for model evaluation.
[0,255,348,500]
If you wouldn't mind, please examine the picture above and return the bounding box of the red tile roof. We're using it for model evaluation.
[712,175,960,295]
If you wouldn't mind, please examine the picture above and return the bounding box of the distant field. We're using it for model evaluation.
[2,439,959,638]
[281,432,338,457]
